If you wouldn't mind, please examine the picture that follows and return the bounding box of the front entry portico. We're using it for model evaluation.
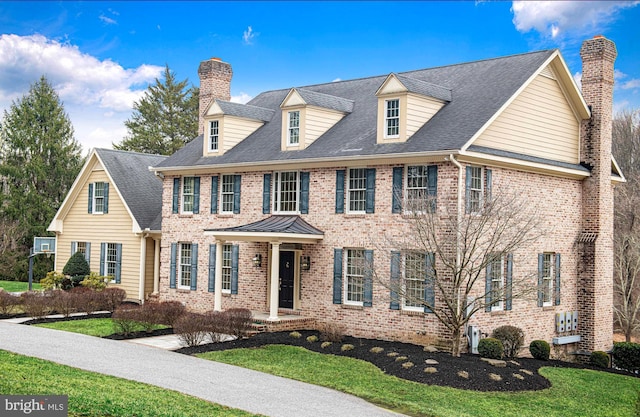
[204,215,324,321]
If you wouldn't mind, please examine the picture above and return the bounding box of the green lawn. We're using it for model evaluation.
[199,345,640,417]
[0,350,259,417]
[0,280,41,292]
[34,318,167,337]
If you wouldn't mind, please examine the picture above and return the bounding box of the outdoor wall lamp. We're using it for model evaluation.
[252,254,262,267]
[301,256,311,271]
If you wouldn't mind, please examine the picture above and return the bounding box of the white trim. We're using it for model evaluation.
[220,174,235,214]
[272,171,300,214]
[343,248,365,307]
[177,242,192,290]
[490,256,505,312]
[209,120,220,152]
[346,168,367,214]
[384,98,400,139]
[287,111,300,146]
[204,230,323,244]
[181,176,195,215]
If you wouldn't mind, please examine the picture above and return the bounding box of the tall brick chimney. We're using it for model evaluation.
[578,35,617,353]
[198,57,232,135]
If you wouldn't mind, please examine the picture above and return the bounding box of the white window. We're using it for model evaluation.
[542,253,554,307]
[488,255,504,312]
[273,171,299,213]
[221,175,235,214]
[385,99,400,138]
[344,249,365,305]
[405,165,430,210]
[221,244,232,293]
[93,182,105,214]
[209,120,219,151]
[403,252,426,311]
[76,242,87,257]
[178,243,192,289]
[347,168,366,213]
[182,177,195,214]
[287,111,300,145]
[468,166,484,214]
[105,243,118,278]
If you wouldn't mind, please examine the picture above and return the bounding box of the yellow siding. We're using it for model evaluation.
[474,73,580,164]
[406,94,446,139]
[55,161,143,300]
[222,116,264,152]
[305,107,344,144]
[144,237,156,297]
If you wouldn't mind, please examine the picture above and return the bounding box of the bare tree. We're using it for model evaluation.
[612,108,640,341]
[375,189,543,357]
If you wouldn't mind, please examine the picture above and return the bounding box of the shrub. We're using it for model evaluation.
[101,287,127,313]
[135,303,161,333]
[529,340,550,361]
[112,305,140,336]
[50,290,76,317]
[0,290,20,315]
[478,337,503,359]
[590,351,610,369]
[20,291,52,319]
[491,325,524,359]
[39,271,68,291]
[402,362,414,369]
[174,312,209,347]
[154,301,186,326]
[62,252,91,284]
[395,356,408,362]
[69,287,99,314]
[306,335,318,343]
[612,342,640,373]
[290,331,302,338]
[204,311,228,343]
[225,308,253,338]
[80,272,108,291]
[341,344,354,352]
[321,342,332,349]
[370,347,384,354]
[320,322,346,343]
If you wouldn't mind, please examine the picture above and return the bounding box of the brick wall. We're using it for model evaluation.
[198,58,232,135]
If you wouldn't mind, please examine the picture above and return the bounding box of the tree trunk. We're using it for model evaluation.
[452,327,462,357]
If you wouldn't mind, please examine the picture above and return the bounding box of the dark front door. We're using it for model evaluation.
[279,251,295,309]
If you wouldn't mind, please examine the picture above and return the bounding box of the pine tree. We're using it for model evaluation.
[114,65,199,155]
[0,76,83,280]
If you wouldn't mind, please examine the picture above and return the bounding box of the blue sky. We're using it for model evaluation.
[0,1,638,152]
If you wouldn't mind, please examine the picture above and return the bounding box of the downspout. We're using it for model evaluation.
[448,154,464,322]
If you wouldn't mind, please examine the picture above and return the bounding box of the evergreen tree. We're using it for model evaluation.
[0,76,83,280]
[114,65,199,155]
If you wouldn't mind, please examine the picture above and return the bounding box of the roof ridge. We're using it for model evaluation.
[95,148,168,159]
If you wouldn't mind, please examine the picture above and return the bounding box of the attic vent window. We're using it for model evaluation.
[287,111,300,145]
[385,99,400,138]
[209,120,219,151]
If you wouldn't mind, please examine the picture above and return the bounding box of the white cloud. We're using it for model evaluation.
[231,92,252,104]
[615,69,640,91]
[512,1,639,38]
[99,14,117,25]
[243,26,256,45]
[573,71,582,90]
[332,78,342,82]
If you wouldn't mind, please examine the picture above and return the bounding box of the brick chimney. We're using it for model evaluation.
[198,57,232,135]
[578,35,617,353]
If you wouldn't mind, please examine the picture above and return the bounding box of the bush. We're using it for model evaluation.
[153,301,186,326]
[39,271,68,291]
[529,340,550,361]
[341,344,354,352]
[20,291,52,319]
[62,252,91,285]
[590,351,610,369]
[101,287,127,313]
[50,290,76,317]
[69,287,99,314]
[612,342,640,373]
[225,308,253,338]
[491,325,524,359]
[0,290,20,315]
[478,337,503,359]
[320,322,346,343]
[112,305,140,336]
[135,303,161,333]
[204,311,229,343]
[290,331,302,338]
[174,312,209,347]
[306,335,318,343]
[80,272,108,291]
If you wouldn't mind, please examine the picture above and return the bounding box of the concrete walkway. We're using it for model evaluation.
[0,321,405,417]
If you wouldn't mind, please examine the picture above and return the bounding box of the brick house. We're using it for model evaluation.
[151,36,621,353]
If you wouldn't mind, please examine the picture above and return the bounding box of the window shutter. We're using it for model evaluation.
[193,177,200,214]
[335,170,345,214]
[114,243,122,284]
[424,252,435,313]
[392,167,403,214]
[486,169,492,203]
[485,259,492,312]
[99,243,106,276]
[85,242,91,265]
[365,168,376,214]
[233,175,241,214]
[88,183,93,213]
[427,165,438,213]
[537,253,544,307]
[172,178,180,214]
[465,166,472,214]
[190,244,198,290]
[554,253,561,306]
[103,183,109,214]
[170,243,177,289]
[263,174,271,214]
[389,251,401,310]
[363,250,373,307]
[231,245,239,294]
[333,249,343,304]
[210,176,219,214]
[505,253,513,311]
[208,244,216,292]
[71,241,77,255]
[300,171,310,214]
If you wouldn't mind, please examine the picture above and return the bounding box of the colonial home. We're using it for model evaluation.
[48,148,166,302]
[150,36,620,354]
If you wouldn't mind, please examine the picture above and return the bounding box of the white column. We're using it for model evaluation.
[214,241,224,311]
[138,236,147,303]
[269,242,280,321]
[153,238,160,293]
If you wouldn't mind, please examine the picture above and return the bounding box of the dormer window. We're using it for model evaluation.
[209,120,220,152]
[385,99,400,138]
[287,111,300,145]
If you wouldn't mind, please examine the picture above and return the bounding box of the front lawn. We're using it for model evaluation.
[199,345,640,417]
[34,318,167,337]
[0,350,259,417]
[0,280,40,292]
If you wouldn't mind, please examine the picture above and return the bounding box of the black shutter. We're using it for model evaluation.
[190,244,198,290]
[210,176,219,214]
[390,251,401,310]
[103,183,109,214]
[537,254,544,307]
[424,252,435,313]
[170,243,177,289]
[172,178,180,214]
[365,168,376,213]
[363,250,373,307]
[465,166,472,214]
[427,165,437,213]
[300,171,310,214]
[392,167,403,214]
[555,253,561,306]
[231,245,239,294]
[233,175,241,214]
[335,170,345,214]
[208,244,216,292]
[263,174,271,214]
[88,183,93,213]
[485,259,492,312]
[193,177,200,214]
[505,253,513,311]
[333,249,343,304]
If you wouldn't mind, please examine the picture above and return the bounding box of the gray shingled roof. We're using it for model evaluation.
[206,215,324,235]
[294,88,354,113]
[215,100,274,122]
[96,149,166,230]
[156,50,556,169]
[395,74,452,102]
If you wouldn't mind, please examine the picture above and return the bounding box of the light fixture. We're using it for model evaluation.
[252,254,262,267]
[301,255,311,271]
